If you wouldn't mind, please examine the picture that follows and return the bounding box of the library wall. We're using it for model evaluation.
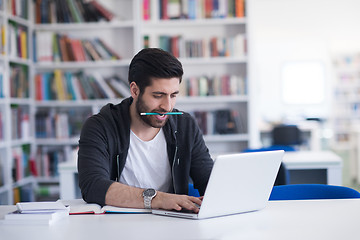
[248,0,360,122]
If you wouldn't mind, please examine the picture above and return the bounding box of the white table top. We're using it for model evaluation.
[282,150,342,167]
[1,199,359,240]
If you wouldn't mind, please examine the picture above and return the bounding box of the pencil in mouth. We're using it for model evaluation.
[140,112,183,116]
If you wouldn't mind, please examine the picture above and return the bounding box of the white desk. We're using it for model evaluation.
[0,199,359,240]
[283,151,342,185]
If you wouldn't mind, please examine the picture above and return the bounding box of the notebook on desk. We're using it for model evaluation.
[152,150,284,219]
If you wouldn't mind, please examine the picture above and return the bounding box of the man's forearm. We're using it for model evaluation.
[105,182,145,208]
[105,182,202,212]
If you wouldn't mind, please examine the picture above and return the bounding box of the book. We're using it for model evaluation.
[106,75,130,98]
[59,199,151,215]
[36,31,53,62]
[16,201,68,213]
[53,69,67,100]
[3,209,69,225]
[82,39,101,61]
[66,0,83,23]
[94,38,121,60]
[89,0,115,21]
[92,72,117,99]
[143,0,150,20]
[167,0,181,19]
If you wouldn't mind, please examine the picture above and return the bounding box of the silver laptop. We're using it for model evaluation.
[152,150,284,219]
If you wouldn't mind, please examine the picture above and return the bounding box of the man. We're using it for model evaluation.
[78,48,214,213]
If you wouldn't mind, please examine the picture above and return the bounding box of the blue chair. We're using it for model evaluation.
[269,184,360,201]
[188,183,200,197]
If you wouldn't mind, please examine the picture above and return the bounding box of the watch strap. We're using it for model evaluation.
[144,196,152,209]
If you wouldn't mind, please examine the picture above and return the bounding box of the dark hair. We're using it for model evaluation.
[128,48,183,93]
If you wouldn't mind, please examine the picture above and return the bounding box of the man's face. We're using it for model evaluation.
[135,77,180,128]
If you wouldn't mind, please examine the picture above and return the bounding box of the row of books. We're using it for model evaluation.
[8,21,28,60]
[10,105,30,141]
[334,87,360,100]
[12,144,32,182]
[333,103,360,117]
[36,112,70,139]
[35,108,92,139]
[335,72,360,85]
[191,109,246,135]
[35,147,65,178]
[145,34,246,58]
[10,64,29,98]
[36,184,61,201]
[179,74,246,97]
[34,146,77,178]
[13,185,36,204]
[333,53,360,68]
[35,32,121,63]
[34,0,115,24]
[7,0,29,19]
[143,0,245,20]
[34,71,130,101]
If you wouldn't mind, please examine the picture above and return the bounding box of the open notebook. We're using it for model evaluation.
[152,150,284,219]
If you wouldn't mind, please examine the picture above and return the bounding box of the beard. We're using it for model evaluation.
[136,95,169,128]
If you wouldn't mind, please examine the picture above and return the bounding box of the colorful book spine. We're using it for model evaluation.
[143,0,151,20]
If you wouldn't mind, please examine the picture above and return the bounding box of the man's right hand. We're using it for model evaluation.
[151,191,202,213]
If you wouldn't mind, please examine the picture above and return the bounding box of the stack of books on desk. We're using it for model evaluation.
[1,201,69,225]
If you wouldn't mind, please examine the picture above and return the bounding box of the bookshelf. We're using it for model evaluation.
[0,0,36,205]
[331,53,360,150]
[32,0,135,201]
[139,0,249,155]
[331,53,360,183]
[1,0,252,204]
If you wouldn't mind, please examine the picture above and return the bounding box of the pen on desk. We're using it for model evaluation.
[140,112,183,116]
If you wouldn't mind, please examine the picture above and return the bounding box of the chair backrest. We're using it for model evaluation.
[272,124,302,146]
[269,184,360,200]
[188,183,200,197]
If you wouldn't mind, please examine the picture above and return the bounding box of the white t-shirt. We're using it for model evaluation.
[119,128,172,192]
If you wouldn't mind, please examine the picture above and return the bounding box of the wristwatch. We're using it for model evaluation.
[142,188,157,209]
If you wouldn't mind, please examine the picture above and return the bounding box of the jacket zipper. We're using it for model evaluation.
[172,130,178,194]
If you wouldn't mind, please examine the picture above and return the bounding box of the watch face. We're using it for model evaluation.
[143,188,156,197]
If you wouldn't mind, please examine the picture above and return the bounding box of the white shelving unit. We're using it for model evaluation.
[1,0,253,203]
[138,1,250,155]
[332,53,360,183]
[0,0,36,204]
[331,54,360,150]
